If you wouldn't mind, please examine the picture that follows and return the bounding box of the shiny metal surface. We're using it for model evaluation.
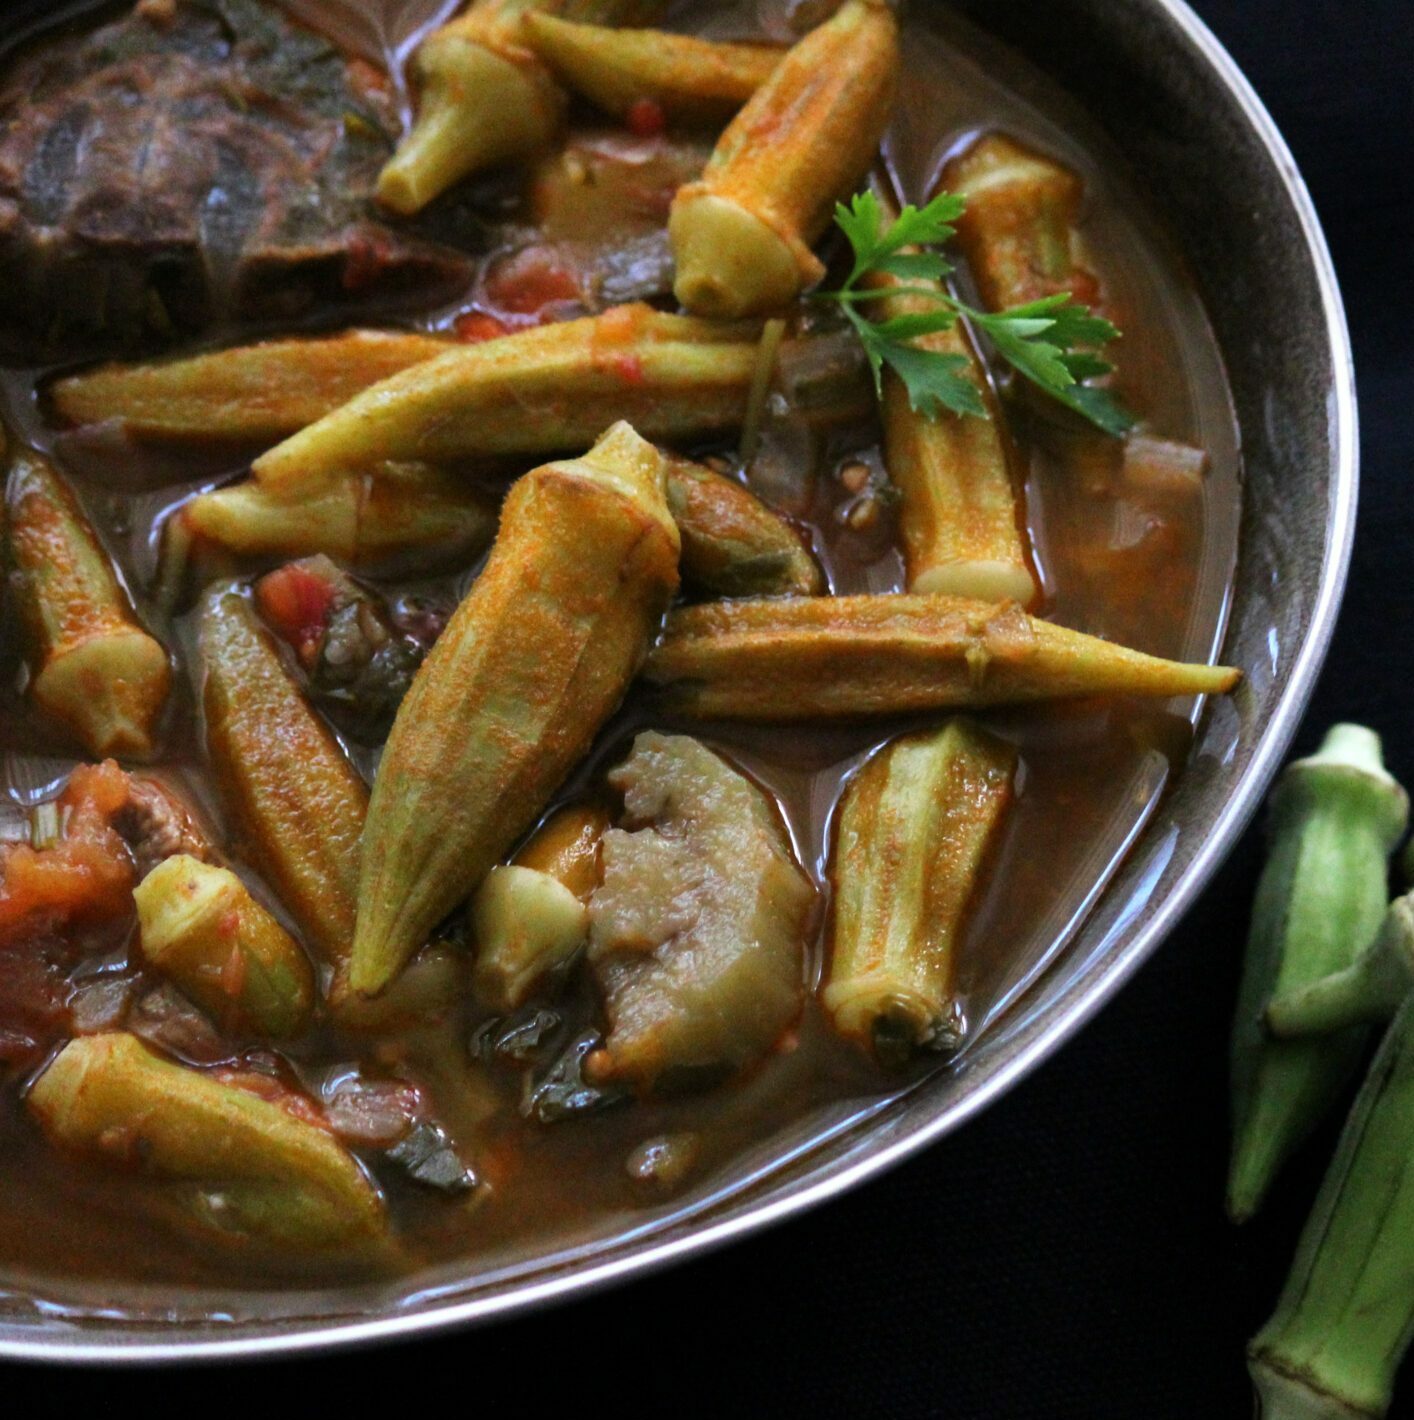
[0,0,1356,1361]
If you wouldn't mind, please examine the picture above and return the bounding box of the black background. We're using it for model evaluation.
[7,0,1414,1413]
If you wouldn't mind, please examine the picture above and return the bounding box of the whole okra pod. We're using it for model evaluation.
[825,720,1016,1065]
[49,330,452,446]
[200,588,369,977]
[6,447,170,758]
[1249,993,1414,1419]
[177,465,496,570]
[522,14,781,126]
[669,0,899,317]
[251,306,763,488]
[29,1033,384,1251]
[643,594,1239,721]
[350,422,679,998]
[1228,724,1409,1222]
[666,456,822,598]
[866,263,1037,604]
[377,0,664,215]
[944,132,1095,314]
[134,855,316,1039]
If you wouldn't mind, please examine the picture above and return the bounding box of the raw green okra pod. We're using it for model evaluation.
[1249,993,1414,1419]
[1267,894,1414,1040]
[1228,724,1409,1222]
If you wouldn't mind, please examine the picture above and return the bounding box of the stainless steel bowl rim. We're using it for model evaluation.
[0,0,1356,1363]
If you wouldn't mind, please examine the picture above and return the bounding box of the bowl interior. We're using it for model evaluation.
[0,0,1352,1359]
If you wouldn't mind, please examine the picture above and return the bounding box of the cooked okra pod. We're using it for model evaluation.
[669,0,899,317]
[587,731,814,1093]
[1266,895,1414,1041]
[5,448,170,758]
[944,133,1095,313]
[522,15,781,126]
[350,422,679,997]
[644,594,1240,721]
[251,306,762,488]
[134,855,315,1039]
[377,0,664,215]
[867,266,1037,603]
[666,456,822,598]
[1228,724,1409,1223]
[28,1033,384,1251]
[49,331,452,446]
[824,721,1016,1065]
[1249,994,1414,1420]
[177,465,496,569]
[200,588,370,975]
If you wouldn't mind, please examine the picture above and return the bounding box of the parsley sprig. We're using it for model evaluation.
[822,190,1134,436]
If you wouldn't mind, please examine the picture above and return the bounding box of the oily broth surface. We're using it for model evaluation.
[0,1,1239,1302]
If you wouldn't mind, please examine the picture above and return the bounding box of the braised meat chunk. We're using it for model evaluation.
[0,0,472,359]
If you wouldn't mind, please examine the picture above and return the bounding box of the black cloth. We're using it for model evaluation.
[7,0,1413,1411]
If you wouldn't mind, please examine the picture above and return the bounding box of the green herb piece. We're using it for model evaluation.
[825,191,1134,435]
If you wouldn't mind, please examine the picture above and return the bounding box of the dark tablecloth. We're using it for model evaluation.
[10,0,1414,1412]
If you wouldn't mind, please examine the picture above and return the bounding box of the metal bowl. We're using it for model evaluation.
[0,0,1354,1361]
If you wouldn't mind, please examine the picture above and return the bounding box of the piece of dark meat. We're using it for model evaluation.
[0,0,475,361]
[110,775,213,878]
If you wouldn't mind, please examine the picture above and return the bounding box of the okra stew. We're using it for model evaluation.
[0,0,1241,1299]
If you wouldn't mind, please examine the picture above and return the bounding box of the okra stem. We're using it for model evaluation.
[5,447,171,758]
[669,0,899,317]
[1228,724,1409,1223]
[824,720,1016,1064]
[1249,994,1414,1419]
[643,594,1239,721]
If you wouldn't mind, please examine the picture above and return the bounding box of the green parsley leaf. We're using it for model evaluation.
[881,341,987,419]
[824,189,1134,435]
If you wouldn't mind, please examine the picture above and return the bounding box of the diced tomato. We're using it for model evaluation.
[595,303,642,343]
[626,97,667,138]
[453,310,512,343]
[256,561,339,660]
[611,352,645,385]
[483,247,583,316]
[0,762,135,947]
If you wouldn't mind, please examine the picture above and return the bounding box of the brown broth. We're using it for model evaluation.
[0,0,1240,1309]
